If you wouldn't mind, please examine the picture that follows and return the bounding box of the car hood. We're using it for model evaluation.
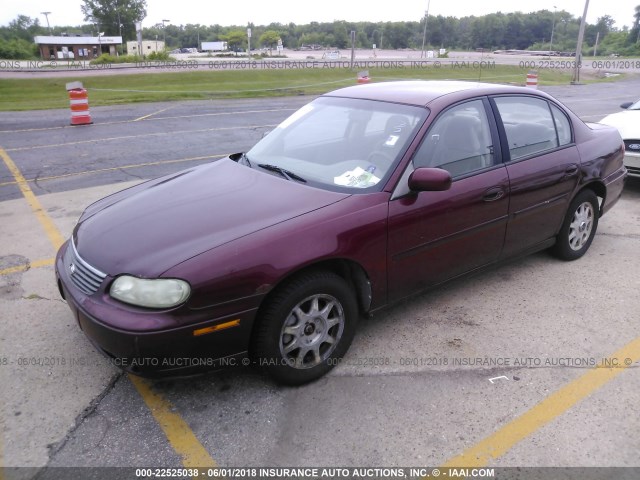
[598,110,640,139]
[74,158,349,277]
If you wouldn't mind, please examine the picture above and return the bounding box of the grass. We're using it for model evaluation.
[0,64,623,111]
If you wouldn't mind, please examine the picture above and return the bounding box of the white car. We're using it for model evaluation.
[599,100,640,178]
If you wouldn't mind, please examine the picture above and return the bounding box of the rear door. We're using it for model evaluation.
[490,96,580,258]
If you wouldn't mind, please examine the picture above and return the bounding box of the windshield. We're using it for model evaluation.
[247,96,428,192]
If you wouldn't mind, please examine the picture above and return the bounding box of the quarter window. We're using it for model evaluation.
[550,104,572,146]
[494,96,560,160]
[412,99,494,178]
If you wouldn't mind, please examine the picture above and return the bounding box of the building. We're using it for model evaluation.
[34,35,123,60]
[126,40,166,56]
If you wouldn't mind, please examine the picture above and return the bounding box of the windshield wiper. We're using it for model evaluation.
[239,152,252,167]
[257,163,307,183]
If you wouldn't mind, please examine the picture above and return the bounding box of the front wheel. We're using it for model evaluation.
[252,271,359,385]
[552,189,599,261]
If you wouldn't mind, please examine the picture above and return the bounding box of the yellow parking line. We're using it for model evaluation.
[129,376,217,468]
[0,258,55,276]
[1,144,218,468]
[5,124,276,152]
[0,147,65,250]
[134,106,173,122]
[440,337,640,468]
[143,107,296,122]
[0,108,294,134]
[0,121,125,134]
[0,154,227,188]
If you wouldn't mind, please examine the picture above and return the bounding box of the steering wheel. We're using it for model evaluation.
[366,150,394,170]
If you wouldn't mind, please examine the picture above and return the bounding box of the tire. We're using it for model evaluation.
[552,189,599,261]
[252,270,359,385]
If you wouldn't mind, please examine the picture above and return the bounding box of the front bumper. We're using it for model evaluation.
[623,151,640,178]
[55,241,258,377]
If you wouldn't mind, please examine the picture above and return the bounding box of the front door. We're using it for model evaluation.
[387,98,509,302]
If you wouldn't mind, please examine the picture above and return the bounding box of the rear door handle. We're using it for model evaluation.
[564,165,579,177]
[483,186,505,202]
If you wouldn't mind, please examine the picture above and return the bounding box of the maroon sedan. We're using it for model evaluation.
[55,81,627,385]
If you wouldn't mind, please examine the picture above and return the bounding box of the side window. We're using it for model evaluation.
[550,104,572,146]
[494,96,559,161]
[412,99,494,178]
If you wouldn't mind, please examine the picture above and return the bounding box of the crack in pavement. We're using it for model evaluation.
[39,371,126,472]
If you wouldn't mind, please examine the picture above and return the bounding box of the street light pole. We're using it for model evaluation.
[162,19,170,48]
[41,12,52,34]
[98,31,104,55]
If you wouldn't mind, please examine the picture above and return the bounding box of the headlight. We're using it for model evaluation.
[110,276,190,309]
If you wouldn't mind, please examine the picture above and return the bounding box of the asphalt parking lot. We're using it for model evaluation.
[1,77,639,478]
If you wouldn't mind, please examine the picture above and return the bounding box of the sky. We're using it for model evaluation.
[2,0,639,31]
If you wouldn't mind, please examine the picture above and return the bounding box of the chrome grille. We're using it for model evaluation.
[66,240,107,295]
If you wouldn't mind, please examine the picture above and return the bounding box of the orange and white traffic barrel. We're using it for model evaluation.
[66,81,92,125]
[526,70,538,89]
[357,70,371,84]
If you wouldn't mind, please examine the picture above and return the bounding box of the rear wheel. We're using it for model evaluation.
[552,189,599,261]
[252,271,358,385]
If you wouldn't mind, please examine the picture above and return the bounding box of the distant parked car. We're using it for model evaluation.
[56,81,626,385]
[599,100,640,177]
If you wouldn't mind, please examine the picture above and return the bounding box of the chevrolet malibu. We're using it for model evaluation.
[56,81,627,385]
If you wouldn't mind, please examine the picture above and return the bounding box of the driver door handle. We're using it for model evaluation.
[483,186,505,202]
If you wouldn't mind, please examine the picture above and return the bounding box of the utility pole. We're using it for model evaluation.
[420,0,431,58]
[350,30,356,69]
[572,0,589,84]
[41,12,52,34]
[549,6,557,52]
[135,21,142,58]
[116,0,122,39]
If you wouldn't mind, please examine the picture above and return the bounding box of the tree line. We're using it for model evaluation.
[1,6,640,60]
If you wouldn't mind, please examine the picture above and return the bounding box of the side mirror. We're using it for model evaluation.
[408,167,452,192]
[620,102,633,109]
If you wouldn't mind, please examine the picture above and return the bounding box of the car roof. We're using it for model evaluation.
[324,80,549,107]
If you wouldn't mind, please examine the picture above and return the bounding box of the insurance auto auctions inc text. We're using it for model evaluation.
[197,467,495,478]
